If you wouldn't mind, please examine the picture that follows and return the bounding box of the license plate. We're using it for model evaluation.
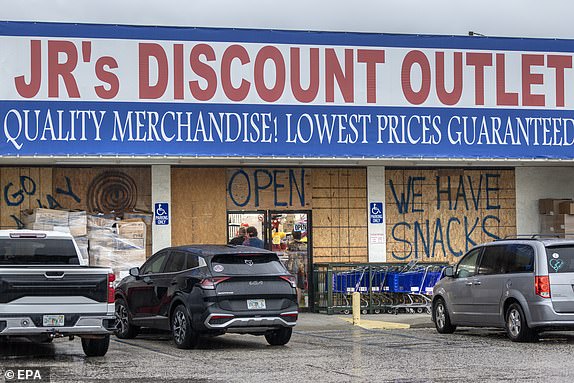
[43,315,65,327]
[247,299,266,310]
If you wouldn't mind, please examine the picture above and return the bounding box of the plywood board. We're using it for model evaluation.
[386,168,516,264]
[312,168,368,263]
[172,168,227,245]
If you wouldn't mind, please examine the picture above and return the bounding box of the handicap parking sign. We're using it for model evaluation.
[370,202,383,224]
[154,203,169,225]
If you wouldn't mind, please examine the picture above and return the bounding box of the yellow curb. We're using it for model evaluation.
[339,317,410,330]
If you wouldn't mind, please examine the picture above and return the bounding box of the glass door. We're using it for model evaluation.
[227,210,312,310]
[227,211,267,246]
[268,211,311,309]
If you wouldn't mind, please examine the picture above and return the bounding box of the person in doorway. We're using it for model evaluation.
[244,226,264,248]
[229,226,247,245]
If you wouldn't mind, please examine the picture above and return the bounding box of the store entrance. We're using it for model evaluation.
[227,210,311,310]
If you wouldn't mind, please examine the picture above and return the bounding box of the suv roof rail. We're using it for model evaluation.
[497,233,560,241]
[498,233,574,241]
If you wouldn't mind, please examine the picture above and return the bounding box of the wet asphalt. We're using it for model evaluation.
[1,313,574,383]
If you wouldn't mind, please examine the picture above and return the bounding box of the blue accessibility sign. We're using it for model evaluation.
[154,203,169,225]
[370,202,384,224]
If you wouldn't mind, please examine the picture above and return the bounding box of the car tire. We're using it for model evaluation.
[171,305,200,349]
[81,335,110,357]
[433,298,456,334]
[115,299,139,339]
[505,303,537,342]
[265,327,292,346]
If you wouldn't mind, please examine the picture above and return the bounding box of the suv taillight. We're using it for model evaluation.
[199,277,230,290]
[535,275,551,298]
[108,273,116,303]
[279,275,297,288]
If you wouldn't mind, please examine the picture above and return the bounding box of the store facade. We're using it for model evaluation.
[2,22,574,310]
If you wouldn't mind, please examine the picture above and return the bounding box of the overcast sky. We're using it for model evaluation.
[1,0,573,39]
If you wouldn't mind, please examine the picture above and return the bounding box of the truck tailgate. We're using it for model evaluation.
[0,268,109,313]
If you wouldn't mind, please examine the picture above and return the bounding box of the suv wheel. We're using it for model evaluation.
[81,335,110,357]
[433,298,456,334]
[115,299,139,339]
[265,327,292,346]
[505,303,538,342]
[171,305,200,349]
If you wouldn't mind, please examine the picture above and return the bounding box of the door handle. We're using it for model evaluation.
[465,282,473,286]
[473,281,482,286]
[143,276,154,285]
[170,278,178,286]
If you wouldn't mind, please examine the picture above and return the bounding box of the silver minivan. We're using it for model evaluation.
[432,238,574,342]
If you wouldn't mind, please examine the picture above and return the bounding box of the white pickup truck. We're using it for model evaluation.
[0,230,116,356]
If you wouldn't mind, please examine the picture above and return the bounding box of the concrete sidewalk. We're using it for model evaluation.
[296,312,434,331]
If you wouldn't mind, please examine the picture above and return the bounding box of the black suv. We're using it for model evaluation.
[114,245,298,348]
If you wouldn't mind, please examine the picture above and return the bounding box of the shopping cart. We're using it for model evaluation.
[331,267,370,314]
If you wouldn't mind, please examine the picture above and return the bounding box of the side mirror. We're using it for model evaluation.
[444,266,454,278]
[129,267,140,278]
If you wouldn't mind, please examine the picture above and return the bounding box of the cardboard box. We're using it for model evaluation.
[68,211,87,237]
[559,201,574,215]
[539,199,572,215]
[117,219,146,240]
[540,214,574,234]
[22,208,69,226]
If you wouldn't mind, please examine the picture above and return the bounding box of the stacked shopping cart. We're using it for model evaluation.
[314,262,446,315]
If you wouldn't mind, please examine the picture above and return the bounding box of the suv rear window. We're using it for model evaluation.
[0,239,79,265]
[211,253,286,275]
[546,246,574,273]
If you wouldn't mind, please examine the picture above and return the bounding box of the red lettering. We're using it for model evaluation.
[254,46,285,102]
[48,40,80,98]
[173,44,184,100]
[436,51,463,105]
[94,57,119,99]
[14,40,42,98]
[221,45,250,102]
[547,55,572,107]
[466,52,492,106]
[325,48,354,103]
[401,50,431,105]
[357,49,385,103]
[139,43,168,99]
[522,54,545,107]
[290,48,319,103]
[496,53,518,106]
[189,44,217,101]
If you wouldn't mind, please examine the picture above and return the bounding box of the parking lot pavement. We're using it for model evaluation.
[296,312,434,331]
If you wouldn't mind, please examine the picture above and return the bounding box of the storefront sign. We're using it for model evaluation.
[227,168,311,209]
[154,202,169,225]
[2,22,574,159]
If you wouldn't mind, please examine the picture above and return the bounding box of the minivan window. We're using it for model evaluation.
[478,244,535,275]
[456,248,482,278]
[546,246,574,273]
[211,253,287,275]
[506,244,534,273]
[478,245,507,275]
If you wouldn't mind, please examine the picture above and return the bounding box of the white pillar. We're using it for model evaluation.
[367,166,386,262]
[152,165,171,254]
